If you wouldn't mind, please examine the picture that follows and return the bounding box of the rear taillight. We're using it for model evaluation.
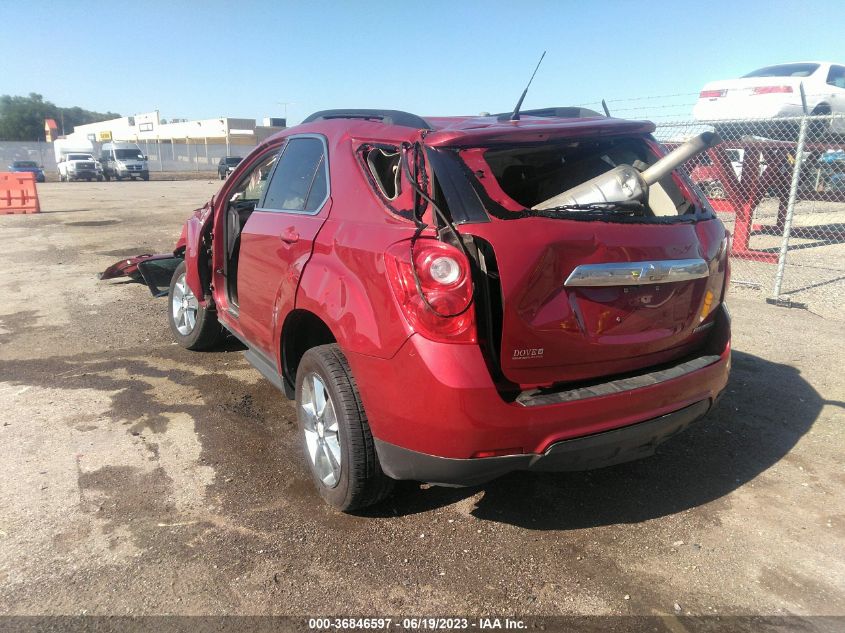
[385,239,476,344]
[699,89,726,99]
[723,233,732,297]
[751,86,793,95]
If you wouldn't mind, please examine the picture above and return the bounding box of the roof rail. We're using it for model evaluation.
[494,106,604,122]
[302,109,432,130]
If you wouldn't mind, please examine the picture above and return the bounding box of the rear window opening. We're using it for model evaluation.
[472,137,693,219]
[365,147,402,200]
[357,143,424,221]
[742,63,819,78]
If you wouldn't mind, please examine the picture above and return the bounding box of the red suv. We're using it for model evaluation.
[115,108,731,511]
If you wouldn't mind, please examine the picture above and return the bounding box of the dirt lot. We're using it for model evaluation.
[0,182,843,626]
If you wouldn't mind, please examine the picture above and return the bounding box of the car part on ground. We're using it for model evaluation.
[99,253,182,297]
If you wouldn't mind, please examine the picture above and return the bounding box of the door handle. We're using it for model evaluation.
[280,227,299,244]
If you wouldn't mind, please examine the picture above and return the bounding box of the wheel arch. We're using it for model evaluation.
[280,309,337,396]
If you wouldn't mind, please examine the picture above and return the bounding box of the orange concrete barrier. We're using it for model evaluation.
[0,172,41,214]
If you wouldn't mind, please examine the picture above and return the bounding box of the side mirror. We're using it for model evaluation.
[143,155,148,161]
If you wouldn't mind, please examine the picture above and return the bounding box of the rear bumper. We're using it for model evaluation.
[375,399,713,486]
[347,305,731,472]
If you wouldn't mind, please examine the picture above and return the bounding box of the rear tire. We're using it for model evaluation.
[295,344,394,511]
[167,261,224,351]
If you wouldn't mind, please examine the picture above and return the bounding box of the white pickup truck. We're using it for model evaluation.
[57,152,103,182]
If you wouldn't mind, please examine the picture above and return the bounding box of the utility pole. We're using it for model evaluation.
[276,101,294,124]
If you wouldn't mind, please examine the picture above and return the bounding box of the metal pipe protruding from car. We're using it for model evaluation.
[532,131,721,211]
[640,131,720,186]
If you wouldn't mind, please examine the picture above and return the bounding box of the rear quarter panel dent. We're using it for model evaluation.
[294,220,412,359]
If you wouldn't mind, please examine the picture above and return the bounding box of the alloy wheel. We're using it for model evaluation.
[300,372,341,487]
[171,273,198,335]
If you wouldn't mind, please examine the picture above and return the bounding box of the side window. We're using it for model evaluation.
[229,150,280,203]
[261,137,329,213]
[827,65,845,89]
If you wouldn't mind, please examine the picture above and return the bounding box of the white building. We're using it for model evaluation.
[65,111,285,170]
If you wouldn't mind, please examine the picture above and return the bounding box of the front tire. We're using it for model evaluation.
[167,261,224,350]
[296,344,394,511]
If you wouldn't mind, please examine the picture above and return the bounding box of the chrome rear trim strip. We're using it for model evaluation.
[564,258,709,287]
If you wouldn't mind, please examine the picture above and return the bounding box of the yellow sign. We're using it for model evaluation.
[98,131,113,142]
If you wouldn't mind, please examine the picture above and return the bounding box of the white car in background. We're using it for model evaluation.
[693,62,845,138]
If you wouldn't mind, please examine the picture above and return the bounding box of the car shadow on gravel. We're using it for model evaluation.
[364,351,833,528]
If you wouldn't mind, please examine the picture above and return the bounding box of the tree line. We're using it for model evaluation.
[0,93,120,141]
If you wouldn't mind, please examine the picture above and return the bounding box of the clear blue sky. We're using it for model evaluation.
[2,0,842,124]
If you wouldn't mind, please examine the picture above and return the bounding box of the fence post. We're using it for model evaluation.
[771,115,809,301]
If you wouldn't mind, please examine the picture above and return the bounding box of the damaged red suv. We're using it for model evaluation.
[110,107,731,511]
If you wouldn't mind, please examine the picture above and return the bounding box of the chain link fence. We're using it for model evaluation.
[0,139,261,174]
[0,140,54,170]
[655,114,845,318]
[135,139,258,173]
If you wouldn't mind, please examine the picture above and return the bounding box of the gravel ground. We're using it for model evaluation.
[0,182,843,628]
